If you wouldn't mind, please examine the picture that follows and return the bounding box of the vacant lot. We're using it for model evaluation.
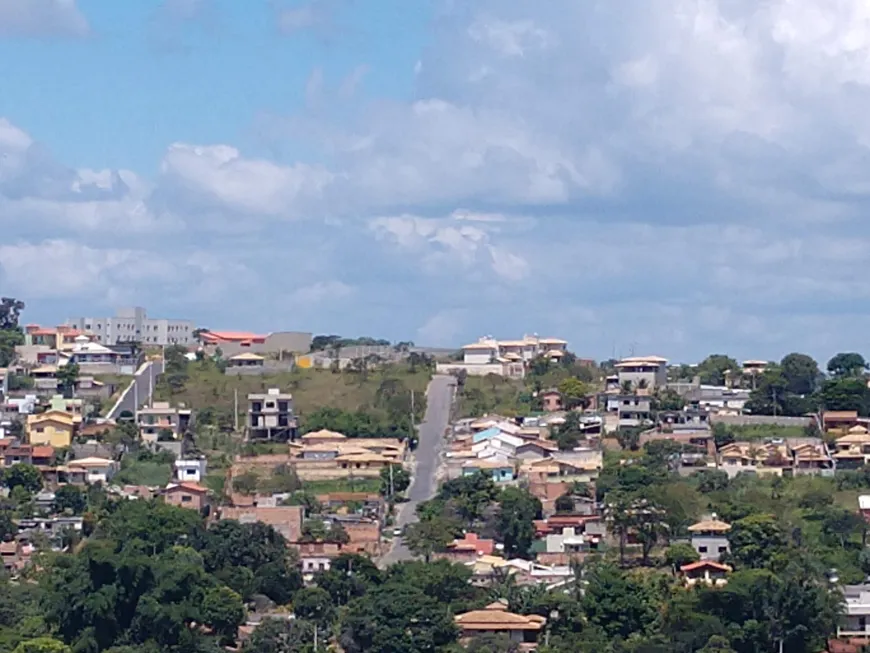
[154,360,431,427]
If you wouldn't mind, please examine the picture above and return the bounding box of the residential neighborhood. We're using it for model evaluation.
[3,297,870,652]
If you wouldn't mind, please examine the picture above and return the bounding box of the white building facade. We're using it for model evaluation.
[67,307,195,346]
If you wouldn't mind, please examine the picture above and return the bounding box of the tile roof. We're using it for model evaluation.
[681,560,732,572]
[455,601,546,631]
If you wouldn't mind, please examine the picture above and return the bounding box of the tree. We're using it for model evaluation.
[0,297,25,367]
[693,469,729,493]
[554,494,574,513]
[553,412,584,451]
[404,518,460,562]
[821,378,870,415]
[56,363,80,399]
[315,553,382,606]
[292,587,334,629]
[827,352,867,378]
[616,426,642,451]
[664,543,700,570]
[711,423,734,449]
[53,485,86,515]
[232,471,260,495]
[11,638,71,653]
[557,377,589,409]
[340,583,458,653]
[495,487,542,559]
[380,464,411,497]
[3,464,42,494]
[325,522,350,545]
[780,353,820,395]
[697,635,736,653]
[201,586,245,646]
[744,367,790,416]
[696,355,739,386]
[582,563,657,640]
[728,513,787,569]
[0,510,15,540]
[244,618,317,653]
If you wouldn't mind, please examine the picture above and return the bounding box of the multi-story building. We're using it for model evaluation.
[137,402,192,442]
[248,389,297,441]
[66,306,195,346]
[615,356,669,389]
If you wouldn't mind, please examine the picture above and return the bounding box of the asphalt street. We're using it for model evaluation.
[380,374,455,566]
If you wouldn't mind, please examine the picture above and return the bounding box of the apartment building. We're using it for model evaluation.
[66,306,195,346]
[615,356,669,389]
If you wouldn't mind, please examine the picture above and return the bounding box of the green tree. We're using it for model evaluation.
[664,542,700,570]
[315,553,382,607]
[554,494,574,513]
[616,426,642,451]
[385,559,479,613]
[56,363,80,399]
[292,587,335,629]
[697,635,736,653]
[340,583,458,653]
[243,618,317,653]
[780,353,820,395]
[827,352,867,378]
[557,377,589,409]
[582,563,657,640]
[711,423,734,449]
[495,487,542,559]
[52,485,87,515]
[11,637,71,653]
[232,471,260,495]
[3,464,42,494]
[404,518,460,562]
[728,513,787,569]
[0,297,25,367]
[201,586,245,646]
[697,355,739,386]
[821,377,870,415]
[0,510,16,540]
[380,464,411,497]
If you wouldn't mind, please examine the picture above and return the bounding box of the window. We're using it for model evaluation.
[181,495,192,503]
[698,546,708,553]
[718,546,727,553]
[265,402,275,409]
[318,562,326,571]
[36,427,44,433]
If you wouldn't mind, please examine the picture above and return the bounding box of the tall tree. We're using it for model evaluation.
[495,487,542,559]
[779,353,820,395]
[0,297,25,367]
[697,355,740,386]
[820,378,870,415]
[827,352,867,378]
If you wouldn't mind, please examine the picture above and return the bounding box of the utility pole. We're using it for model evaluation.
[148,363,153,405]
[234,389,239,432]
[133,378,139,423]
[389,463,394,498]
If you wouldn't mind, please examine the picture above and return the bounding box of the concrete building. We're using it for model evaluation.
[174,457,207,483]
[200,330,312,358]
[67,307,195,346]
[688,516,731,561]
[137,402,192,443]
[248,389,297,441]
[840,583,870,638]
[615,356,668,389]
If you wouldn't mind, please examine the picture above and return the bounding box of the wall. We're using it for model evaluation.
[225,360,296,376]
[436,362,524,378]
[710,414,813,427]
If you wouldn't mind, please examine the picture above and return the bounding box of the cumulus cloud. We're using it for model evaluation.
[0,0,90,38]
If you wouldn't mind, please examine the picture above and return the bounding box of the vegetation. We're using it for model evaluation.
[0,297,25,368]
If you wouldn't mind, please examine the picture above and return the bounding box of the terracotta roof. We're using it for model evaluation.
[0,541,18,555]
[681,560,732,572]
[31,446,54,458]
[229,352,265,361]
[201,330,266,343]
[301,429,347,441]
[455,601,546,631]
[166,482,208,494]
[824,411,859,420]
[837,432,870,445]
[688,518,731,533]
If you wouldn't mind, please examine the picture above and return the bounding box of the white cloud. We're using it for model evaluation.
[0,0,89,38]
[290,281,353,304]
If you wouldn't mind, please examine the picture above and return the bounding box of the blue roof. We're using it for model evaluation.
[472,427,502,443]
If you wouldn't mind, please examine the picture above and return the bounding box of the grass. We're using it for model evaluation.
[114,460,172,487]
[155,360,431,425]
[302,478,381,494]
[456,375,530,418]
[727,424,810,440]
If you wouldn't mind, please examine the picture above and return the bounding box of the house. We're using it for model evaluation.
[248,389,297,441]
[438,533,495,562]
[455,600,546,650]
[839,583,870,638]
[174,457,207,483]
[163,482,210,512]
[718,441,792,478]
[66,457,118,484]
[48,395,84,424]
[199,330,312,358]
[298,541,342,581]
[833,427,870,470]
[462,459,514,483]
[226,352,266,371]
[792,442,834,476]
[680,560,731,587]
[615,356,668,390]
[542,526,600,557]
[742,360,769,377]
[824,411,862,434]
[137,402,192,442]
[26,410,76,447]
[66,335,123,368]
[688,515,731,561]
[539,389,562,412]
[440,335,568,379]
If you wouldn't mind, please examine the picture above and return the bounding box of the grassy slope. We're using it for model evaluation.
[154,360,432,423]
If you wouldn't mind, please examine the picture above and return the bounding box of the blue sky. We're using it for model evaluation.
[2,0,870,364]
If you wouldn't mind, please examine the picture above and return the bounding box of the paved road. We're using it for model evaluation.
[106,360,164,420]
[380,374,455,566]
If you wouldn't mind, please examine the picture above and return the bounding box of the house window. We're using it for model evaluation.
[181,495,192,503]
[36,427,44,433]
[318,562,326,571]
[266,402,275,409]
[698,546,708,553]
[718,546,727,553]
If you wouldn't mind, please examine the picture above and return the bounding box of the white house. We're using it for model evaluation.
[174,458,208,483]
[67,457,118,484]
[840,583,870,637]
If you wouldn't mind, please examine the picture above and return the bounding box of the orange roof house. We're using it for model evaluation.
[680,560,732,587]
[199,331,267,345]
[455,600,546,647]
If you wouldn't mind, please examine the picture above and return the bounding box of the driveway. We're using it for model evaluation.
[380,374,455,566]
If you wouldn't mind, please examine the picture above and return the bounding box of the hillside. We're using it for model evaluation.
[153,357,431,430]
